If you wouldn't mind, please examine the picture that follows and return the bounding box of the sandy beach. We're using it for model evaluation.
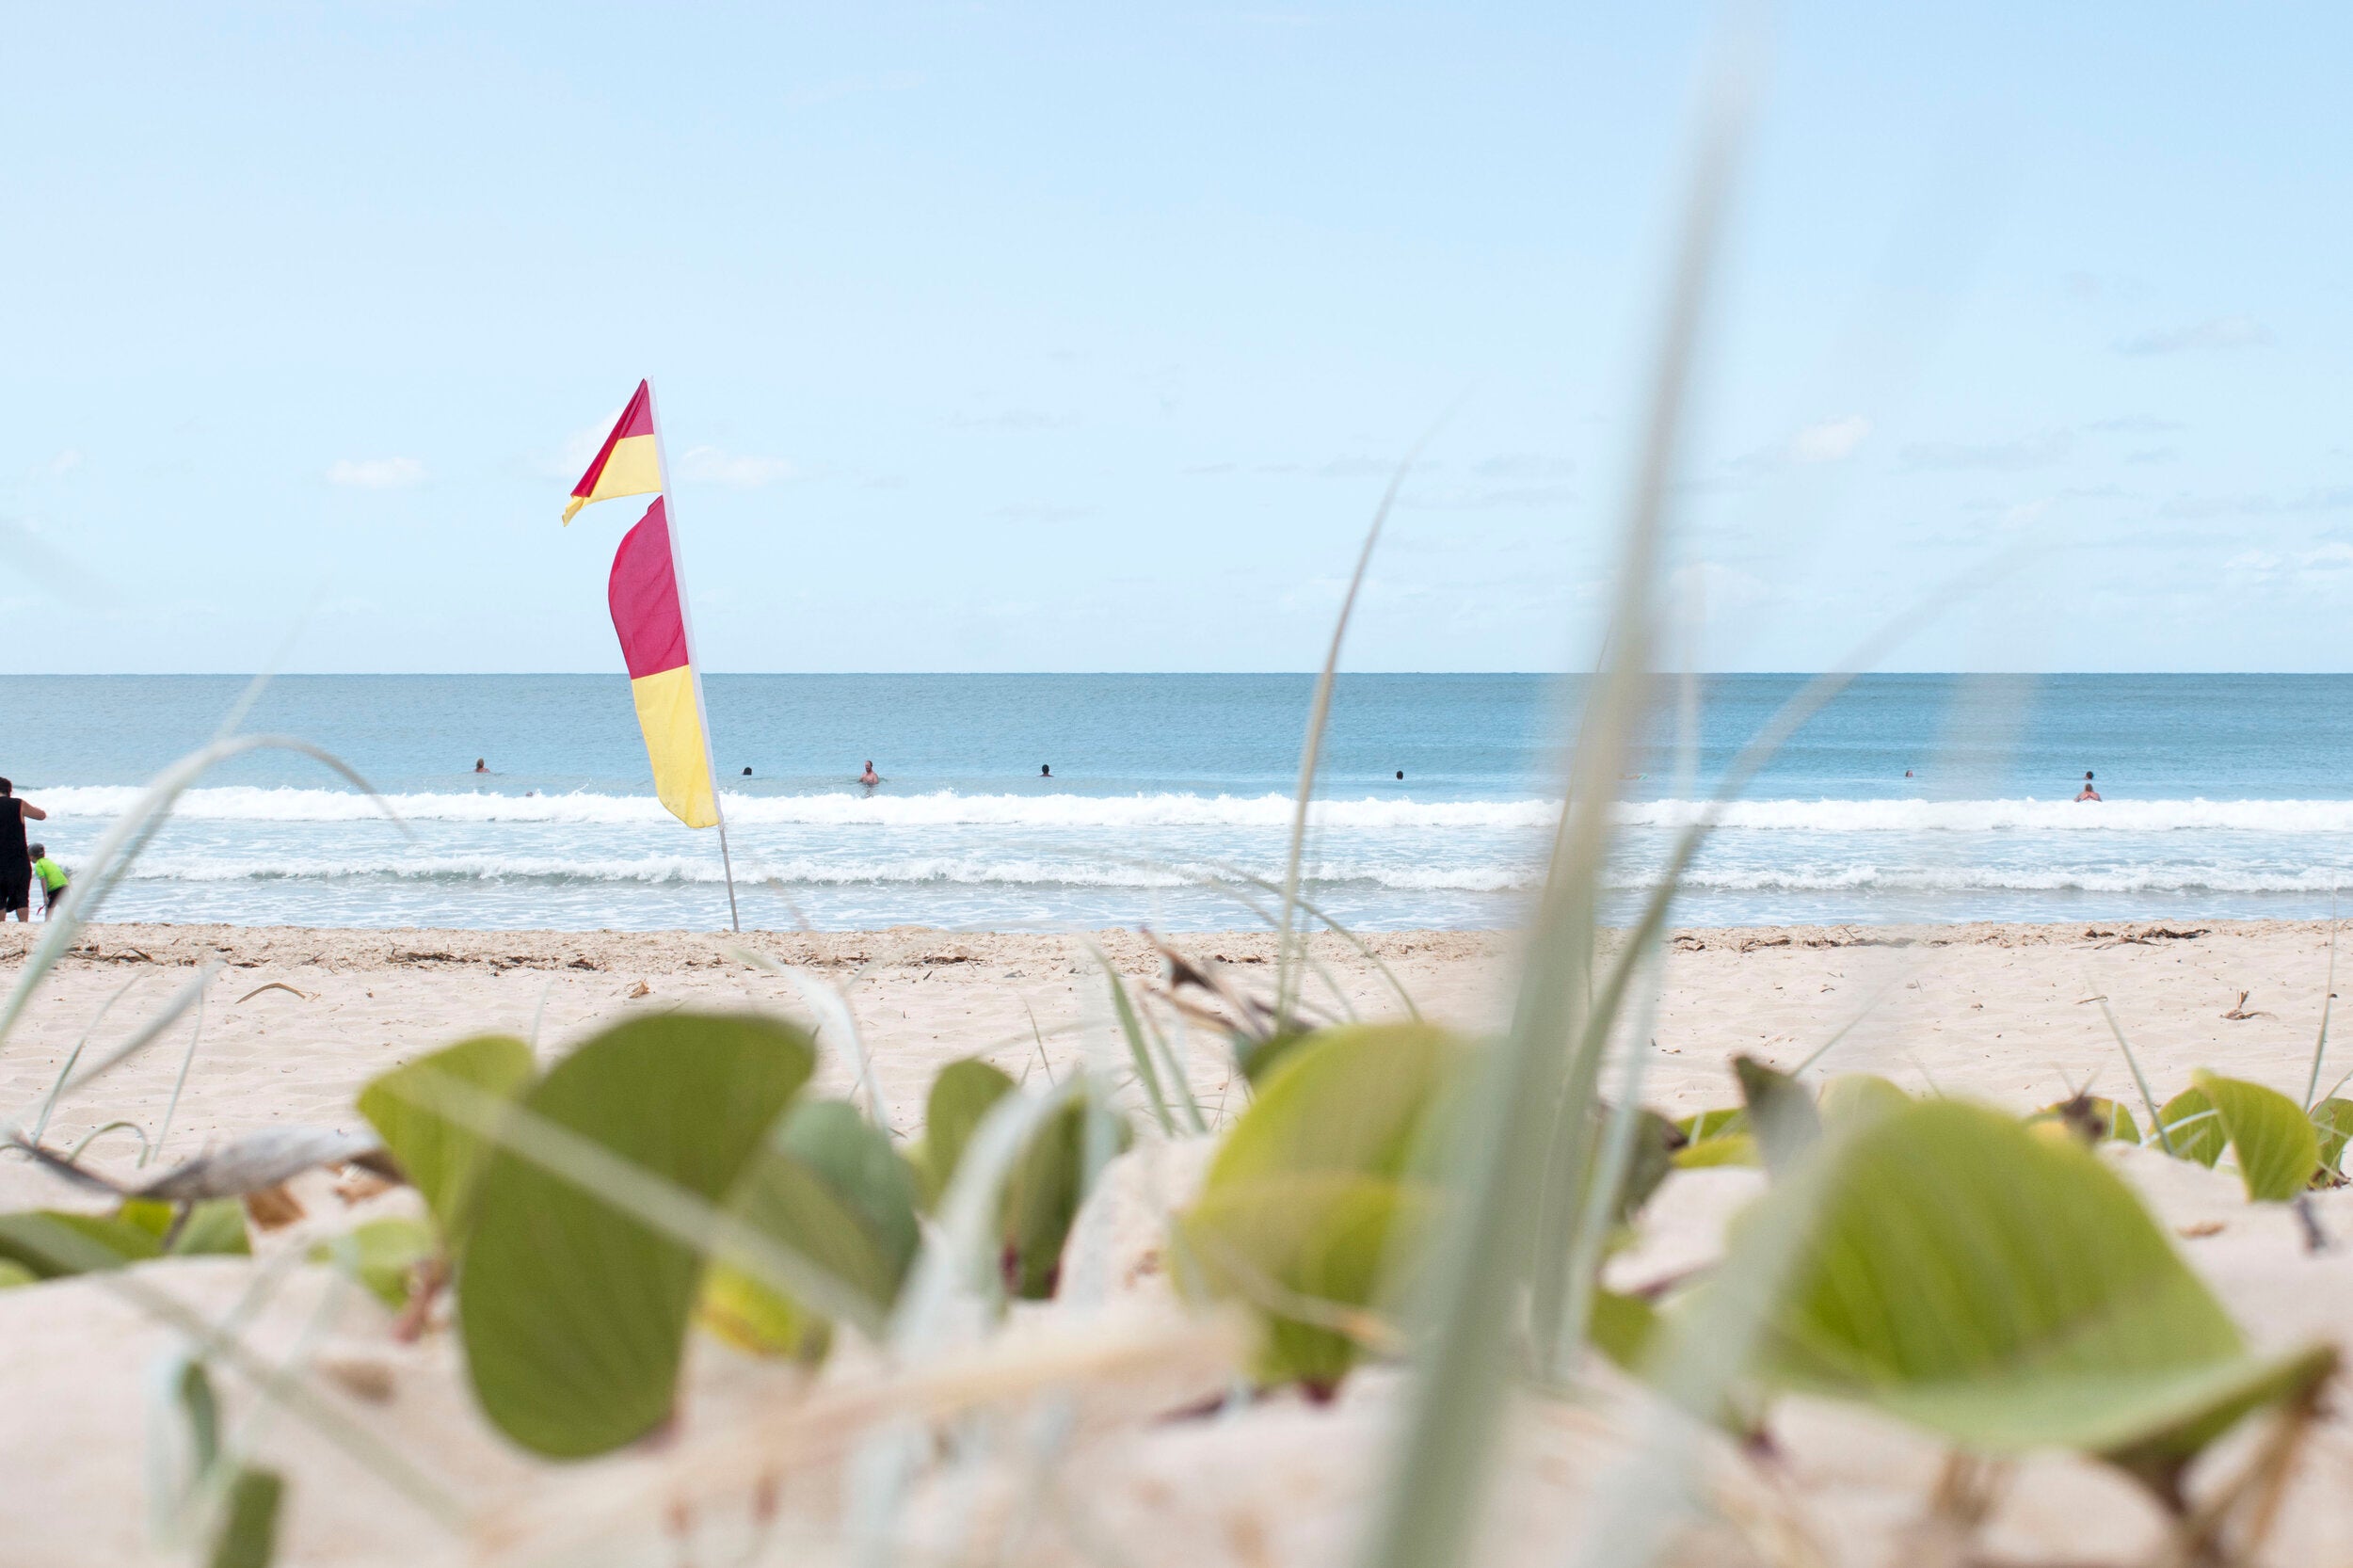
[5,917,2351,1566]
[3,917,2342,1173]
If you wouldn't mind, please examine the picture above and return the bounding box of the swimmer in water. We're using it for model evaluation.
[859,760,881,787]
[2076,770,2101,803]
[1041,764,1051,778]
[473,758,488,773]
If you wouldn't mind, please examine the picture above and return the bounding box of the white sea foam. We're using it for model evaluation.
[106,849,2353,898]
[115,852,1541,894]
[1622,797,2353,834]
[1669,865,2353,894]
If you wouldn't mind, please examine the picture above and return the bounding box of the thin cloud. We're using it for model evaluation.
[1318,456,1400,479]
[1401,482,1574,512]
[327,456,426,489]
[2159,486,2353,520]
[2226,543,2353,579]
[989,503,1094,523]
[1899,431,2071,472]
[535,424,607,482]
[1715,415,1871,485]
[2084,414,2185,434]
[1667,558,1772,614]
[1790,414,1871,464]
[2117,315,2269,356]
[1473,453,1576,480]
[952,409,1073,433]
[678,445,799,488]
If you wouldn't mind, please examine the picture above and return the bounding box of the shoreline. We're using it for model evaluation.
[0,912,2295,968]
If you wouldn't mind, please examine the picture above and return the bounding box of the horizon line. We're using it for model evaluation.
[8,669,2353,680]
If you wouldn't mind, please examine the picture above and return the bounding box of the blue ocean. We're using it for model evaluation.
[7,674,2353,932]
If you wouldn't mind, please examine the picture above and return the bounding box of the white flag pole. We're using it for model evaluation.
[643,380,742,933]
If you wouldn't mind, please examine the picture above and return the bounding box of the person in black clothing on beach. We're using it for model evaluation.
[0,778,49,922]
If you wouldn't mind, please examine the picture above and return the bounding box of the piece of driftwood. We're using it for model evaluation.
[16,1125,395,1201]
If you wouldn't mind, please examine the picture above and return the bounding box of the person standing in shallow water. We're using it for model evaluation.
[0,779,48,922]
[2076,771,2101,803]
[30,844,67,918]
[859,760,881,787]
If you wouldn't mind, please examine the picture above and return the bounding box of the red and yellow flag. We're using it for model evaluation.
[607,496,719,828]
[563,379,664,524]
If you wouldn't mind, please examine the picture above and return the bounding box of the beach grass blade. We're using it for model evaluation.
[145,978,214,1167]
[1273,426,1443,1028]
[1358,46,1751,1568]
[64,1120,151,1161]
[1092,948,1176,1136]
[735,947,891,1128]
[2306,904,2338,1111]
[2096,994,2175,1158]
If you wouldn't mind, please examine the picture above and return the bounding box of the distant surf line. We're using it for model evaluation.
[34,785,2353,835]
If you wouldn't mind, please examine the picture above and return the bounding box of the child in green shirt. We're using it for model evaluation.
[29,844,66,916]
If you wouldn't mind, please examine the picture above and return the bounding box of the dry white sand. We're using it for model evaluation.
[2,918,2349,1566]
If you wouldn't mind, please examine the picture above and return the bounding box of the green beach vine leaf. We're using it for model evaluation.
[1002,1096,1132,1299]
[456,1012,813,1458]
[309,1218,435,1311]
[0,1209,161,1278]
[1176,1023,1465,1386]
[2312,1096,2353,1182]
[356,1033,536,1240]
[908,1057,1016,1209]
[1729,1097,2335,1501]
[2155,1086,2225,1167]
[2192,1070,2321,1202]
[1815,1073,1908,1128]
[904,1057,1127,1301]
[703,1098,921,1358]
[1670,1132,1758,1169]
[205,1465,285,1568]
[1675,1106,1745,1143]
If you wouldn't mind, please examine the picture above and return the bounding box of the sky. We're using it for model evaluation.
[2,3,2347,675]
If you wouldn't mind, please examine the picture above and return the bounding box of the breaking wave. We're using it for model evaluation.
[1621,797,2353,833]
[38,787,2353,836]
[115,852,1540,894]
